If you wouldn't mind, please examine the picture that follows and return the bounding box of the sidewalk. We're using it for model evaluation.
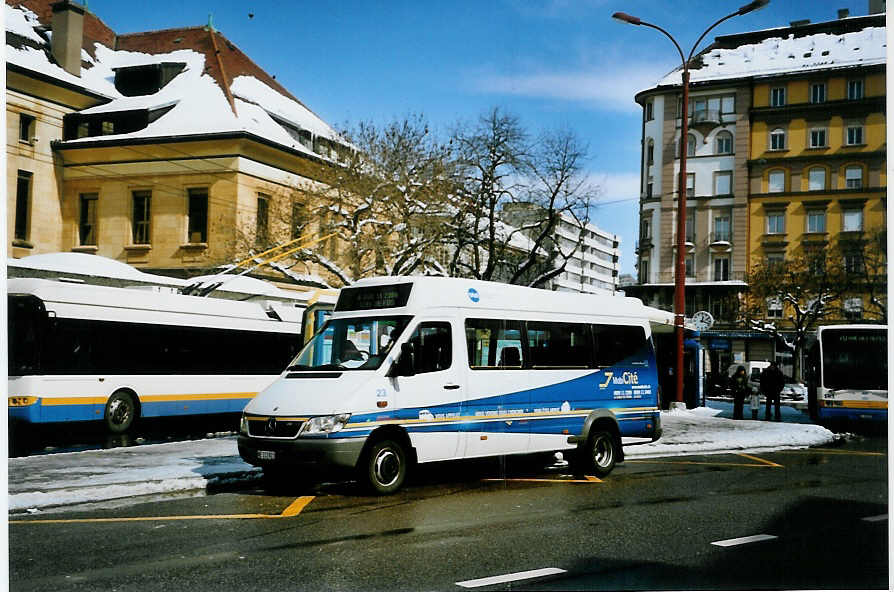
[7,404,835,514]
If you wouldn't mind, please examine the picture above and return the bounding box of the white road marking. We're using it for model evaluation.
[711,534,778,547]
[861,514,887,522]
[456,567,567,588]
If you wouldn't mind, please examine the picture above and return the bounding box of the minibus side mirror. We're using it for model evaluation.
[388,343,416,378]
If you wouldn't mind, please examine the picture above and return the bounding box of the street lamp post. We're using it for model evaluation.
[613,0,768,407]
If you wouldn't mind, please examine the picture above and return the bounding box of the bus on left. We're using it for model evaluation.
[7,278,305,434]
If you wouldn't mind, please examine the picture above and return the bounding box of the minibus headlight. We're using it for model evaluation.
[301,413,351,435]
[239,414,249,435]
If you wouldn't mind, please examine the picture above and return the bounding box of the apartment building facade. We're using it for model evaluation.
[627,9,886,379]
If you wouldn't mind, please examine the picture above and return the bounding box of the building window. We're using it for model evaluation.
[714,171,732,196]
[187,188,208,243]
[810,83,826,103]
[291,200,307,240]
[766,253,784,269]
[767,296,783,319]
[847,79,864,100]
[768,170,785,193]
[809,128,827,148]
[646,139,654,166]
[842,208,863,232]
[808,253,825,275]
[770,87,786,107]
[721,95,735,114]
[843,297,863,320]
[79,193,98,246]
[709,293,727,320]
[767,211,785,234]
[132,190,151,244]
[685,173,695,194]
[646,182,653,198]
[685,211,695,243]
[638,259,649,284]
[806,210,826,233]
[685,253,695,278]
[713,213,731,242]
[686,134,696,157]
[770,128,786,150]
[15,170,32,241]
[843,253,864,274]
[645,101,654,121]
[256,194,270,245]
[19,113,35,142]
[845,166,863,189]
[715,131,733,154]
[713,256,730,281]
[808,167,826,191]
[846,123,864,146]
[640,218,651,239]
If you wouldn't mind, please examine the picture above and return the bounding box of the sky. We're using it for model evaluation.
[8,403,832,512]
[81,0,881,276]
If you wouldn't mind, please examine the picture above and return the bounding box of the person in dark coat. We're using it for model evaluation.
[761,361,786,421]
[731,365,749,420]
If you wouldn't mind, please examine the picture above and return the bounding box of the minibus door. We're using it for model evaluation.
[389,320,463,462]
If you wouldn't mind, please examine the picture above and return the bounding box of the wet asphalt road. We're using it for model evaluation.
[9,434,887,591]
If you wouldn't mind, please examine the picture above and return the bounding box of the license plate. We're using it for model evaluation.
[257,450,275,461]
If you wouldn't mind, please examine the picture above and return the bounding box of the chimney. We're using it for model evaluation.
[51,0,86,77]
[868,0,885,14]
[838,8,850,18]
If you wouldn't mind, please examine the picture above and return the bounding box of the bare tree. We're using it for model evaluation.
[445,108,596,287]
[830,227,887,322]
[743,252,846,380]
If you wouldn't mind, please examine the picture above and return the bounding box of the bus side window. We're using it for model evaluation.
[465,318,523,369]
[593,324,646,367]
[405,322,452,374]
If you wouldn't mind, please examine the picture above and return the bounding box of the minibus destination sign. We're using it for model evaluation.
[336,283,413,311]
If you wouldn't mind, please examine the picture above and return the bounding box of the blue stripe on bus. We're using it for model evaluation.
[819,407,888,422]
[9,397,253,424]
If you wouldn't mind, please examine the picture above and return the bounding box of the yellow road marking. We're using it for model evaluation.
[10,496,315,525]
[783,449,886,457]
[483,475,602,483]
[627,457,781,468]
[737,453,784,467]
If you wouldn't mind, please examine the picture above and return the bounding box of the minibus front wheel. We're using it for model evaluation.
[360,438,407,495]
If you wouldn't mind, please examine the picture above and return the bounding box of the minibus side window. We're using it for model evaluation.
[465,319,524,369]
[404,322,452,374]
[592,325,647,367]
[527,321,592,369]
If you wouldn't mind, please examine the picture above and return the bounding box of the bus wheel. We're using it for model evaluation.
[361,439,407,495]
[586,429,618,477]
[105,391,137,434]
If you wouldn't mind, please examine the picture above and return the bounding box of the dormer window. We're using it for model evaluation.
[62,104,175,140]
[113,62,186,96]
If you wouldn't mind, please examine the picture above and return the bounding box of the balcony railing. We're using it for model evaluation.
[710,231,731,244]
[690,109,722,124]
[655,270,746,284]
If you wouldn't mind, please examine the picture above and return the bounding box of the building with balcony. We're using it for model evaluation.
[626,7,886,381]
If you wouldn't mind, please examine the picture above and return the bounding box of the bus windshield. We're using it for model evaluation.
[822,329,888,391]
[288,315,412,371]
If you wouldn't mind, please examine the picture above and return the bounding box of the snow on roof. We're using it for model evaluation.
[5,3,343,155]
[652,22,886,89]
[8,252,186,285]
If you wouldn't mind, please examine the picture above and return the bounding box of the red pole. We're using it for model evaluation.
[674,69,690,405]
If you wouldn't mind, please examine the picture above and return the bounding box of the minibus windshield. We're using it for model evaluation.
[287,315,412,371]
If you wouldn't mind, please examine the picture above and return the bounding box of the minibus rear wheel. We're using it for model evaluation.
[361,439,407,495]
[584,428,618,477]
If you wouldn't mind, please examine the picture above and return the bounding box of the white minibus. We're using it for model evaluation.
[238,276,667,493]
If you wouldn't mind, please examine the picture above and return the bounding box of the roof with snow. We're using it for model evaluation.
[5,0,346,157]
[639,14,886,96]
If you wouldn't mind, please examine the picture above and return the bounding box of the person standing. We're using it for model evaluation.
[731,365,748,420]
[750,386,762,420]
[761,361,785,421]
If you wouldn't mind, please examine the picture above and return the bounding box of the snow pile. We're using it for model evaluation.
[8,405,836,512]
[625,406,834,459]
[7,438,257,512]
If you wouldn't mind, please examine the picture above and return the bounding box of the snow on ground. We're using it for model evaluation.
[7,405,835,513]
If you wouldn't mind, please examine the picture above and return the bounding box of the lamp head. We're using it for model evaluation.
[612,12,641,25]
[738,0,769,15]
